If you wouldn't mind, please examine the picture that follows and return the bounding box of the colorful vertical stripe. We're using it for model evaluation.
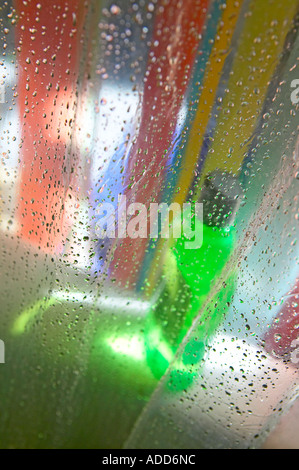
[109,0,209,288]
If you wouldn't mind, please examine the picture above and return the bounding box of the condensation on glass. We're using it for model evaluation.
[0,0,298,449]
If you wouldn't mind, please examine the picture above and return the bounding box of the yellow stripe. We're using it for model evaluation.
[193,0,298,197]
[145,0,244,293]
[173,0,244,206]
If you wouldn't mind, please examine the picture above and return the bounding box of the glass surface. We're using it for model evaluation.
[0,0,298,449]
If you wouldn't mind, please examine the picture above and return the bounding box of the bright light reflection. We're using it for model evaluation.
[106,335,145,361]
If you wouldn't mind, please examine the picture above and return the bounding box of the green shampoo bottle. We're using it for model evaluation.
[145,171,242,386]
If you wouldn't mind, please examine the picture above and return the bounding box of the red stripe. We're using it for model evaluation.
[110,0,209,287]
[16,0,86,251]
[264,279,299,361]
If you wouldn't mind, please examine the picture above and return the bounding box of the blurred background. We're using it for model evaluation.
[0,0,298,449]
